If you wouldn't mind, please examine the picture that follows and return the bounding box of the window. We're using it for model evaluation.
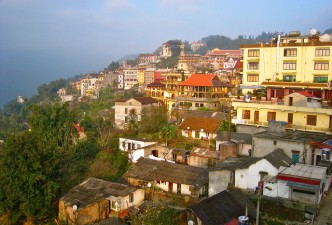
[248,49,260,57]
[267,112,276,121]
[307,115,317,126]
[129,193,134,203]
[273,140,277,145]
[313,75,328,83]
[283,75,296,82]
[242,110,250,119]
[284,48,297,57]
[314,62,329,70]
[292,151,300,163]
[293,189,315,195]
[125,108,128,114]
[315,48,330,56]
[288,113,293,124]
[248,62,259,70]
[254,111,259,123]
[247,74,259,82]
[177,184,181,194]
[283,62,296,70]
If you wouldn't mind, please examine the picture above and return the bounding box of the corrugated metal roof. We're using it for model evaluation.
[60,178,137,209]
[279,163,327,180]
[124,157,208,186]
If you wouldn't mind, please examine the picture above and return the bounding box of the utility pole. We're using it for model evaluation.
[228,99,232,143]
[256,171,267,225]
[256,182,262,225]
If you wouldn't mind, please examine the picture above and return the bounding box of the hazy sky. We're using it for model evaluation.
[0,0,331,107]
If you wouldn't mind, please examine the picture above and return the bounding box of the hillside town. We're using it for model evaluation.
[6,29,332,225]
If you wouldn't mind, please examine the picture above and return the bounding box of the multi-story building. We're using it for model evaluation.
[143,68,156,85]
[114,97,159,129]
[166,74,230,111]
[240,30,332,104]
[117,73,124,89]
[160,42,173,58]
[137,54,160,65]
[137,66,147,85]
[80,73,104,98]
[202,49,242,70]
[123,68,138,90]
[163,70,187,99]
[154,68,170,83]
[145,81,165,103]
[232,91,332,134]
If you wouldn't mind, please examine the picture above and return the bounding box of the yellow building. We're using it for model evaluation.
[137,66,146,85]
[240,30,332,103]
[232,91,332,134]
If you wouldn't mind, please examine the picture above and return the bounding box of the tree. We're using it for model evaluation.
[128,109,139,134]
[130,204,180,225]
[161,124,177,147]
[139,106,168,134]
[0,103,89,223]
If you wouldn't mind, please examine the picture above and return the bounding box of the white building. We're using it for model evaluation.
[123,68,138,90]
[114,97,159,129]
[119,137,157,162]
[209,149,292,197]
[268,163,329,205]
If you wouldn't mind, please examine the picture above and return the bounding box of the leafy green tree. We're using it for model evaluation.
[128,109,139,134]
[0,103,92,223]
[105,61,120,72]
[130,204,180,225]
[139,106,168,134]
[161,124,177,146]
[219,120,236,134]
[87,148,129,182]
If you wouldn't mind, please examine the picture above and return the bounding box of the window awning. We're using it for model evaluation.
[287,182,320,191]
[239,85,265,89]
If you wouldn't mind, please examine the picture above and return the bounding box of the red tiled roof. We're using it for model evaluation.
[234,60,243,69]
[178,74,228,87]
[147,81,165,88]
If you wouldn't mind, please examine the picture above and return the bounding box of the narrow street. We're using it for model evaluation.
[314,187,332,225]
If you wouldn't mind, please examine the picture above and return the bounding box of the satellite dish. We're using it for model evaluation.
[309,28,317,36]
[73,205,77,211]
[188,220,194,225]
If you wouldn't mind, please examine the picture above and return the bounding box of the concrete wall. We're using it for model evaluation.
[263,180,289,199]
[155,181,191,195]
[235,159,279,191]
[208,170,233,197]
[252,136,309,162]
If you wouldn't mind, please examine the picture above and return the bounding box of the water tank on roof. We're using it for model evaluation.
[309,28,318,36]
[288,31,301,37]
